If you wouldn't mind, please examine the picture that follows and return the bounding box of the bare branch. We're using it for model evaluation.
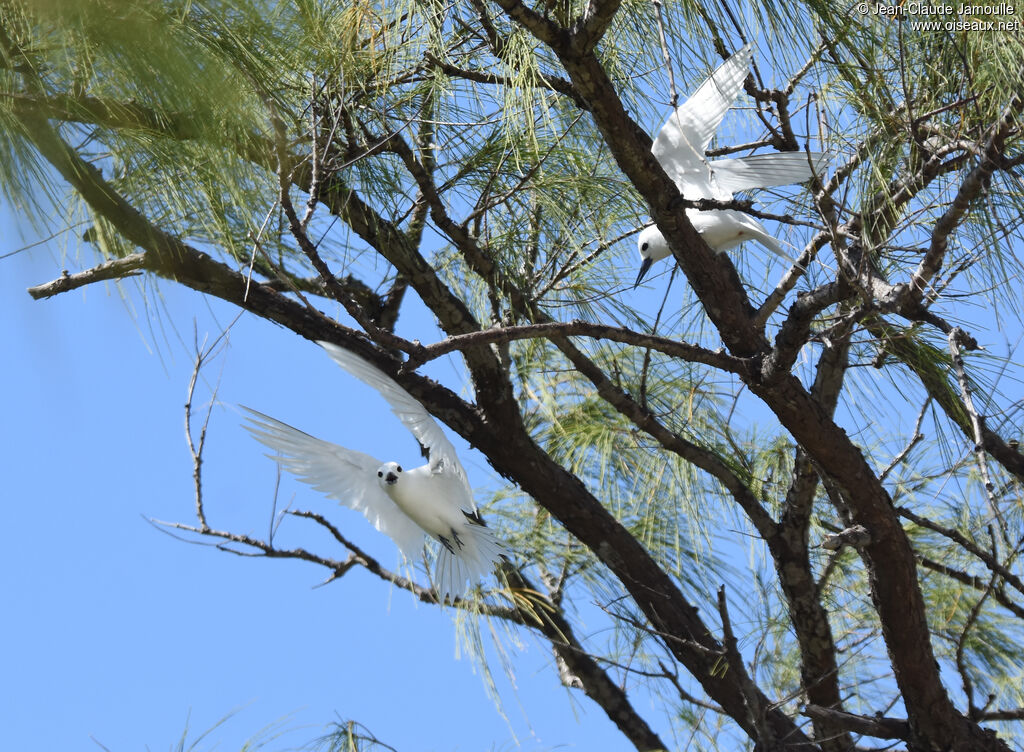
[184,339,212,531]
[878,398,929,482]
[403,319,752,374]
[916,555,1024,620]
[897,506,1024,597]
[717,586,775,748]
[27,253,146,299]
[955,567,998,717]
[650,0,678,108]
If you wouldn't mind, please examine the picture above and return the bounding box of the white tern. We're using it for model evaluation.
[242,341,507,601]
[635,44,827,287]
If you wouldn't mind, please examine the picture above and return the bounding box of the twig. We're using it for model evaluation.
[603,609,723,659]
[947,326,1006,539]
[656,660,724,712]
[783,43,827,97]
[460,111,586,225]
[638,264,677,409]
[534,225,638,298]
[424,51,588,110]
[270,112,414,353]
[897,506,1024,596]
[976,707,1024,721]
[916,554,1024,619]
[955,569,998,718]
[244,203,279,304]
[300,77,323,232]
[910,78,1024,299]
[878,398,929,482]
[2,220,90,260]
[717,585,774,748]
[753,234,832,329]
[651,0,678,108]
[183,326,231,531]
[670,194,827,231]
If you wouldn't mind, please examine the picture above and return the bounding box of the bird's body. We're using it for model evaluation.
[635,44,827,286]
[638,208,785,268]
[242,342,507,601]
[384,463,470,537]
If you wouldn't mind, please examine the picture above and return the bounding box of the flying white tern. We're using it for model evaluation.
[242,341,507,601]
[635,44,827,287]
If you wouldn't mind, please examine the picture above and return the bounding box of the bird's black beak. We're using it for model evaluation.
[633,257,653,289]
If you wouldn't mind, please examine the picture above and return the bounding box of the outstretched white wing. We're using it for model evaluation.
[241,406,425,560]
[318,342,471,496]
[652,45,753,195]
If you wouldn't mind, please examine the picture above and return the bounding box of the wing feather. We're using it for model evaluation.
[651,45,753,193]
[240,407,425,560]
[317,342,472,502]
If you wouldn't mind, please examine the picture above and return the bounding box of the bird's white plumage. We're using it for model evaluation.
[319,340,472,504]
[242,343,506,601]
[637,45,828,286]
[241,407,426,559]
[710,152,830,196]
[651,44,754,200]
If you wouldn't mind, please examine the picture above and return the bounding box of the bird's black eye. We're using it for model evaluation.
[377,471,383,478]
[396,465,402,473]
[641,242,649,251]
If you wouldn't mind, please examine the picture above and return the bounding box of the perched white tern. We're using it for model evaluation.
[242,341,507,601]
[635,44,827,287]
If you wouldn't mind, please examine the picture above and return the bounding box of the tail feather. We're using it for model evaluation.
[711,151,830,195]
[433,521,508,602]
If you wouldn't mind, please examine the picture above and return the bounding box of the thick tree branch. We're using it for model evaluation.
[491,0,766,357]
[769,335,853,752]
[482,24,974,742]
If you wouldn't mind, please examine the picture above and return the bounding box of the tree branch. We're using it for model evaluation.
[898,506,1024,598]
[403,320,753,375]
[27,253,146,299]
[802,704,910,741]
[947,327,1006,537]
[916,554,1024,620]
[571,0,622,54]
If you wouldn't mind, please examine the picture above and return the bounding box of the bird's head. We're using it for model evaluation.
[634,225,667,288]
[376,461,403,488]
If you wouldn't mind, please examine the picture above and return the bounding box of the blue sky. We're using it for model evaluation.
[1,204,639,752]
